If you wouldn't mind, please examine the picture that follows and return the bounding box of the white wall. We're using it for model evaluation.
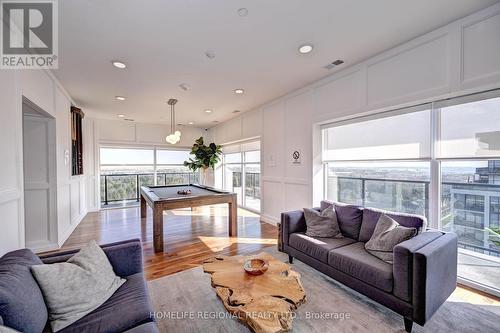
[210,3,500,224]
[84,118,207,211]
[0,69,88,254]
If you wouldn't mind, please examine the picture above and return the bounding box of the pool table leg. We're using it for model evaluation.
[228,198,237,237]
[153,206,164,252]
[140,195,146,218]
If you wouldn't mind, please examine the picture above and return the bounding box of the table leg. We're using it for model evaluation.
[140,195,146,218]
[228,198,237,237]
[153,206,164,252]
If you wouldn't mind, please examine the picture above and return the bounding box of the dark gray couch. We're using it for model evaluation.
[280,200,458,333]
[0,239,158,333]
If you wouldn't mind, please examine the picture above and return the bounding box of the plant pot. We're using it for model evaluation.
[199,167,209,186]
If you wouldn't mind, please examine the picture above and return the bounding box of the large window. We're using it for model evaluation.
[216,141,261,212]
[322,90,500,296]
[100,147,197,207]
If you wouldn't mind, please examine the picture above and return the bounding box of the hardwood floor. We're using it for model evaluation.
[57,205,277,280]
[51,205,499,306]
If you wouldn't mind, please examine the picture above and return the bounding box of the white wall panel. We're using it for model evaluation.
[284,91,313,181]
[284,183,310,212]
[20,70,55,116]
[98,119,136,142]
[241,108,263,139]
[461,10,500,88]
[313,70,364,119]
[367,34,449,107]
[0,200,21,254]
[262,102,285,178]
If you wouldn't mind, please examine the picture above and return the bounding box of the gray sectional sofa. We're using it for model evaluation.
[280,200,458,332]
[0,239,158,333]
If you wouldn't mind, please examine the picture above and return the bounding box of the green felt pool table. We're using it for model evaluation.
[140,184,237,252]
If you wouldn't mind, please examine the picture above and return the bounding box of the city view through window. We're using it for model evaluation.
[100,148,198,208]
[323,91,500,294]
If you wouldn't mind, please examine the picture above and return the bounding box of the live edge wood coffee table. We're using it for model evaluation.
[203,252,306,333]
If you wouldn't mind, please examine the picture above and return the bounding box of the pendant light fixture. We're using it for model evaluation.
[165,98,181,144]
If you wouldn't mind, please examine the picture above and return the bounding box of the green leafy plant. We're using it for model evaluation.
[183,137,222,172]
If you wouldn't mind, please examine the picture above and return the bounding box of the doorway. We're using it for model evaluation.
[22,98,58,251]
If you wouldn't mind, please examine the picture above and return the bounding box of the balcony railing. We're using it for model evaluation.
[101,172,198,206]
[330,175,500,257]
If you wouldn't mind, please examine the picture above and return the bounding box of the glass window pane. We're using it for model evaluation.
[156,150,191,165]
[156,166,194,185]
[441,160,500,295]
[224,153,242,164]
[323,109,431,161]
[224,164,242,205]
[244,151,260,163]
[244,164,260,211]
[439,95,500,158]
[100,148,154,165]
[100,166,154,205]
[326,161,430,216]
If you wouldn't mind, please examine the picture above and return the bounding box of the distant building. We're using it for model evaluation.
[449,160,500,256]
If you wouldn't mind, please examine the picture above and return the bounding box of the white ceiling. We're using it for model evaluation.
[53,0,499,128]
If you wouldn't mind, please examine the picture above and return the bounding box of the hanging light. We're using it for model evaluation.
[165,98,181,144]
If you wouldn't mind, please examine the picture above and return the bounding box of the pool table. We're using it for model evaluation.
[140,184,238,252]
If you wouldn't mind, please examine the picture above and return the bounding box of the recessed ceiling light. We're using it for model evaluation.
[204,109,212,113]
[112,61,126,69]
[115,96,126,101]
[234,89,244,94]
[188,121,194,125]
[298,44,313,54]
[237,8,248,17]
[117,114,125,118]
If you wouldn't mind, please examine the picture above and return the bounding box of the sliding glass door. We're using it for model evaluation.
[322,90,500,296]
[218,141,261,212]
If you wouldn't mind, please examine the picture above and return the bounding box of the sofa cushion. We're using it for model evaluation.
[320,201,363,239]
[289,233,356,263]
[0,249,48,333]
[328,242,393,292]
[365,214,417,263]
[304,206,342,238]
[59,273,154,333]
[360,207,427,242]
[31,241,126,332]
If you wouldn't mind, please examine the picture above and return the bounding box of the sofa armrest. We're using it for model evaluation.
[39,239,144,277]
[412,233,457,325]
[393,231,443,302]
[280,210,307,247]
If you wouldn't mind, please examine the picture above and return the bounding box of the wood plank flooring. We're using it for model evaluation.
[49,205,499,306]
[57,205,277,280]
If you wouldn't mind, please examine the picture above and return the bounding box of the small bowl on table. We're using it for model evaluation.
[243,258,269,275]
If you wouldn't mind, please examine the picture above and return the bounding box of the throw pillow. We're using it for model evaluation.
[303,206,342,238]
[31,241,126,332]
[365,214,417,263]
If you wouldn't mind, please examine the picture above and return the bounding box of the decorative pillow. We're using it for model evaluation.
[303,206,342,238]
[30,241,126,332]
[365,214,417,263]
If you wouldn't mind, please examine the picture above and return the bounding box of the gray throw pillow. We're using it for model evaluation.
[304,206,342,238]
[365,214,417,263]
[31,241,126,332]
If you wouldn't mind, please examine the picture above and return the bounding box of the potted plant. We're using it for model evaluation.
[184,137,222,186]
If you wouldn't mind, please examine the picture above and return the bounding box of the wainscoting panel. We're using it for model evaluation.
[461,10,500,88]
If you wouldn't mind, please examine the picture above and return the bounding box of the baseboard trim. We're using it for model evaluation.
[260,214,279,226]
